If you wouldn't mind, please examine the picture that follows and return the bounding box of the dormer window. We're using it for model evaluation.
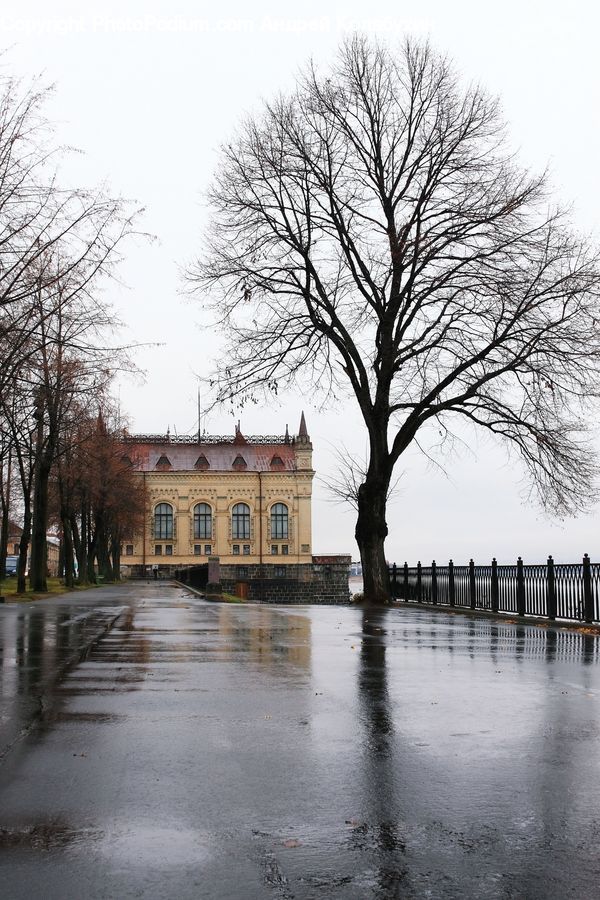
[270,455,285,470]
[232,455,247,471]
[195,454,210,470]
[155,454,172,471]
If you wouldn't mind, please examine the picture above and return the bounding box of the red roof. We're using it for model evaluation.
[124,441,297,473]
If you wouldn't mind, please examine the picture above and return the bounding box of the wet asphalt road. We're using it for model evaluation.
[1,583,600,899]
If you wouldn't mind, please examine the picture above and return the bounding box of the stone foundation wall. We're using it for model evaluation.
[131,555,352,604]
[219,558,351,604]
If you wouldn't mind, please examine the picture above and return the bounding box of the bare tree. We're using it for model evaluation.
[189,36,600,604]
[25,248,134,592]
[0,67,145,592]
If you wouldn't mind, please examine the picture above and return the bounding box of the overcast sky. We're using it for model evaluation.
[4,0,600,564]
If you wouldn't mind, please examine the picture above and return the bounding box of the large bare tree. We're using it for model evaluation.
[190,37,600,604]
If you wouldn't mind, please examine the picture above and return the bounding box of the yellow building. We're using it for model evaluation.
[122,414,350,603]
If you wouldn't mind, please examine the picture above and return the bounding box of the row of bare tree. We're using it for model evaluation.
[0,72,144,591]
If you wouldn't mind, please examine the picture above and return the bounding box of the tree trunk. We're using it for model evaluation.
[71,511,85,584]
[61,513,75,588]
[17,500,31,594]
[29,453,51,592]
[0,454,9,581]
[355,466,391,606]
[110,533,121,582]
[94,512,112,580]
[86,504,97,583]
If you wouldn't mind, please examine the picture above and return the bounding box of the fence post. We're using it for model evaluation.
[403,562,409,603]
[392,563,397,599]
[547,555,556,621]
[448,559,455,607]
[469,559,476,609]
[491,557,499,613]
[417,561,422,603]
[431,560,437,605]
[517,556,525,616]
[583,553,594,624]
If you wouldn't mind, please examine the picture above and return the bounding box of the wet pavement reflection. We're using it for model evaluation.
[1,583,600,898]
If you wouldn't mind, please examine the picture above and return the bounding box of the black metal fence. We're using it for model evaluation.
[389,556,600,624]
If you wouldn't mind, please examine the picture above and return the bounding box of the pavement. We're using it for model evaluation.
[1,582,600,899]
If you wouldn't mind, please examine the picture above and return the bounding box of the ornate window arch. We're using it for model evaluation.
[232,502,251,539]
[270,502,289,539]
[193,503,212,540]
[154,502,173,539]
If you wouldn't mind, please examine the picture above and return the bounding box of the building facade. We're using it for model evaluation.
[122,415,350,603]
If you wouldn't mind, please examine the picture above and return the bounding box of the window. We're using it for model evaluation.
[271,545,279,555]
[194,544,201,556]
[155,454,172,471]
[282,545,289,556]
[125,544,134,556]
[270,455,285,470]
[165,545,173,556]
[155,545,163,556]
[274,565,286,578]
[301,544,310,553]
[232,455,247,471]
[154,503,173,539]
[271,503,288,539]
[193,502,212,539]
[237,566,248,578]
[243,544,250,555]
[13,543,19,554]
[194,454,210,470]
[232,503,250,539]
[233,544,240,555]
[204,544,212,555]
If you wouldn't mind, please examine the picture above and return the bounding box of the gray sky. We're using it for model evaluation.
[4,0,600,564]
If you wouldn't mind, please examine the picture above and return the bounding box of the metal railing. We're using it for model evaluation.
[389,556,600,624]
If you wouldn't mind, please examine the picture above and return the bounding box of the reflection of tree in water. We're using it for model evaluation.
[16,611,45,697]
[358,609,393,750]
[354,608,409,897]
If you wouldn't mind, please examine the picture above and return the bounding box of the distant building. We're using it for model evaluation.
[121,414,350,603]
[1,521,60,577]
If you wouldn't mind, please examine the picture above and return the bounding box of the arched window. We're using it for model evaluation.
[232,502,250,539]
[154,503,173,539]
[271,503,288,539]
[193,503,212,539]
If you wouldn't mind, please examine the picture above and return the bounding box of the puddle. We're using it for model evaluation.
[93,824,212,867]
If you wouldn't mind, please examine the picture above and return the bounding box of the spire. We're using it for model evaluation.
[299,411,308,439]
[197,384,201,442]
[233,420,247,445]
[96,408,106,435]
